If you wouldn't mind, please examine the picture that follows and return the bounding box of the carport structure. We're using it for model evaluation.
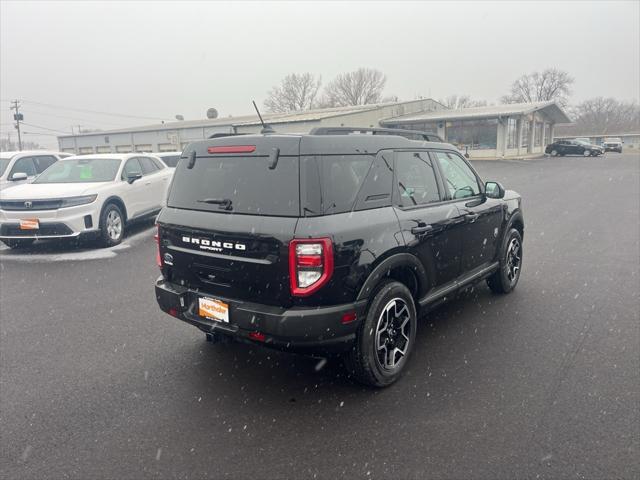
[381,101,571,159]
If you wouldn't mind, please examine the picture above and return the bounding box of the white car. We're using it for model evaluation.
[0,153,172,249]
[152,151,182,168]
[0,150,73,190]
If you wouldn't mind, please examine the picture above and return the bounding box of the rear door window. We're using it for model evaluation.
[33,155,57,173]
[168,154,300,216]
[139,157,159,174]
[122,158,143,179]
[394,151,441,207]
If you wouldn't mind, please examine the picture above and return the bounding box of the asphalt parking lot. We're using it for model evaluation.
[1,152,638,479]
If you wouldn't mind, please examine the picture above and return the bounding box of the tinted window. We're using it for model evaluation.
[122,158,143,179]
[433,151,480,199]
[319,155,373,214]
[354,152,393,211]
[168,155,299,216]
[159,155,180,167]
[33,155,57,173]
[34,158,121,183]
[10,157,37,177]
[395,151,441,207]
[139,157,159,174]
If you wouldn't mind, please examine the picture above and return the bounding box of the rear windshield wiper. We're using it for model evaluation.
[197,198,233,210]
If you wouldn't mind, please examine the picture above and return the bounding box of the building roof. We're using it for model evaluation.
[382,101,571,124]
[58,99,435,138]
[553,131,640,138]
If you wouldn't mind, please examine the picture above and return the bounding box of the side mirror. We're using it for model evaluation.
[126,172,142,184]
[10,172,28,181]
[485,181,505,199]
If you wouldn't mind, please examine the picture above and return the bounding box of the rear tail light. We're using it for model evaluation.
[207,145,256,154]
[289,238,333,296]
[155,225,162,268]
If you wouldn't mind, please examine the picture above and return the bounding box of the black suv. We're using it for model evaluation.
[155,131,524,387]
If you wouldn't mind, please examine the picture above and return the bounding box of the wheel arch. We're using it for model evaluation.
[508,211,524,239]
[101,196,128,222]
[356,252,429,302]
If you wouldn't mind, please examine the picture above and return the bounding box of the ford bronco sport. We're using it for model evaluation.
[154,129,524,387]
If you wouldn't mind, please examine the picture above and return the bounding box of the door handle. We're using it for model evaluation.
[145,181,151,186]
[464,212,479,223]
[411,224,433,235]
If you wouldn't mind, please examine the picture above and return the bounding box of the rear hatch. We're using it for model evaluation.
[157,135,300,307]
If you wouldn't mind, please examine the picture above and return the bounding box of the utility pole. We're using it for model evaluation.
[10,100,23,151]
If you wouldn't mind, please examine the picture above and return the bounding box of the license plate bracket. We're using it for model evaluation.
[198,297,229,323]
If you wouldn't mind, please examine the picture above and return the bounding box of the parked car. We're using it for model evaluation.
[545,139,603,157]
[152,151,182,168]
[602,137,623,153]
[0,153,172,249]
[0,150,72,190]
[154,131,524,387]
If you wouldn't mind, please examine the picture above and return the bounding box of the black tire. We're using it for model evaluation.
[550,149,558,157]
[583,149,591,157]
[487,228,523,294]
[344,280,417,388]
[98,203,125,247]
[2,238,35,249]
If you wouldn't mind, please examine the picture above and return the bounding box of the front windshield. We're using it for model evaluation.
[0,158,11,177]
[33,158,121,183]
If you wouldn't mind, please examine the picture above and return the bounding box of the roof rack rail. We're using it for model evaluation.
[208,132,249,139]
[308,126,443,143]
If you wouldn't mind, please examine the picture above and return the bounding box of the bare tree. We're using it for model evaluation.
[439,94,487,109]
[560,97,640,135]
[264,73,322,113]
[501,68,574,107]
[321,68,387,107]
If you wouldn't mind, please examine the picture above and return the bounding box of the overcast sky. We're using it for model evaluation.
[1,0,638,148]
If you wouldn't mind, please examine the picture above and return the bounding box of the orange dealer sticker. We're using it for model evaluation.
[198,297,229,323]
[19,219,40,230]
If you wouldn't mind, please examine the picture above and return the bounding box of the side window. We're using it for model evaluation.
[319,155,373,214]
[139,157,159,174]
[433,151,480,200]
[394,151,441,207]
[33,155,57,174]
[354,152,393,211]
[121,158,143,180]
[150,157,165,170]
[10,157,37,177]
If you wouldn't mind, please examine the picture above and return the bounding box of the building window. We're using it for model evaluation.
[96,146,111,154]
[445,119,497,150]
[116,145,133,153]
[397,122,439,133]
[78,147,94,155]
[158,143,179,152]
[520,121,530,148]
[534,122,543,147]
[135,144,152,152]
[62,148,76,154]
[544,124,552,146]
[506,118,518,149]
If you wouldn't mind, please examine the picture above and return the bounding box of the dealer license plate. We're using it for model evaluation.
[19,219,39,230]
[198,297,229,323]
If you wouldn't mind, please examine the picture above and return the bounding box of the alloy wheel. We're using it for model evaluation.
[106,210,122,241]
[506,237,521,283]
[375,298,412,370]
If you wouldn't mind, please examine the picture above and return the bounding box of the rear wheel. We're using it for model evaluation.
[99,203,124,247]
[583,149,591,157]
[487,228,523,294]
[550,149,558,157]
[2,238,35,249]
[344,280,417,388]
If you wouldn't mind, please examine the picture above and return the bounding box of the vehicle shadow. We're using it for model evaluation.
[0,217,155,256]
[181,284,500,403]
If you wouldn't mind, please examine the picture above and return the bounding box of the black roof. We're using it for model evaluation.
[187,133,454,157]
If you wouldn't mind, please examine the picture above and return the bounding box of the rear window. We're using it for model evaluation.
[159,155,180,167]
[168,155,299,216]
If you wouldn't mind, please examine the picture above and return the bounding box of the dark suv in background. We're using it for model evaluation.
[154,130,524,387]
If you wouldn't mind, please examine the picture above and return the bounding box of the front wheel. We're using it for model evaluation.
[583,149,591,157]
[344,280,417,388]
[487,228,523,294]
[550,149,558,157]
[99,203,125,247]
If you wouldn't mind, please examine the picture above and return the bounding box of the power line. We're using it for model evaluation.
[20,108,125,127]
[20,99,170,121]
[20,121,70,134]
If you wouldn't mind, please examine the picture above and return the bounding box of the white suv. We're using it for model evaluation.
[0,153,172,248]
[0,150,72,190]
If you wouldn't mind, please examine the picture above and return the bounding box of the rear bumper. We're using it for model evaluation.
[155,277,368,355]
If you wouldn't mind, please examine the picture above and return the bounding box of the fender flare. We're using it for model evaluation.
[100,196,128,222]
[356,252,428,301]
[506,210,524,239]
